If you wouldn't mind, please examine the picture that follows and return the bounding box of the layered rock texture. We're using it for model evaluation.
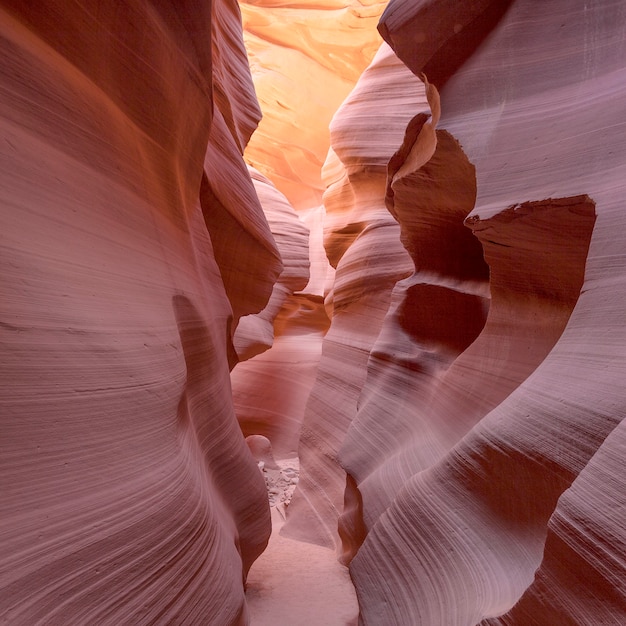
[231,168,319,459]
[244,0,626,623]
[2,0,626,624]
[1,1,279,623]
[317,0,625,624]
[232,0,391,473]
[282,43,424,550]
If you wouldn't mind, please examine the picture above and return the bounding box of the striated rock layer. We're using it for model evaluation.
[282,43,425,550]
[3,0,625,624]
[233,167,311,364]
[0,1,279,623]
[233,0,391,473]
[341,0,626,624]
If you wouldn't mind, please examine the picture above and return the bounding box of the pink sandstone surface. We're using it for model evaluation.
[281,42,424,550]
[231,168,322,459]
[2,0,626,624]
[338,0,626,624]
[1,1,277,623]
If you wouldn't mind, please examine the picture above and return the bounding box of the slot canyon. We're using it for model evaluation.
[1,0,626,624]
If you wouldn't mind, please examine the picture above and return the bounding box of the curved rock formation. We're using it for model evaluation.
[343,0,626,623]
[3,0,625,623]
[231,169,325,459]
[282,43,424,549]
[339,115,491,538]
[0,1,278,623]
[233,167,310,363]
[483,418,626,625]
[232,0,391,470]
[378,0,514,88]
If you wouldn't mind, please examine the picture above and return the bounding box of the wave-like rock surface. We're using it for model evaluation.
[233,0,392,470]
[282,43,424,550]
[4,0,625,623]
[0,1,279,623]
[233,167,310,363]
[342,0,626,623]
[483,418,626,625]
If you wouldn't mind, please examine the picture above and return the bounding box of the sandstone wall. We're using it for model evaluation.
[0,1,279,623]
[240,0,389,211]
[339,0,626,623]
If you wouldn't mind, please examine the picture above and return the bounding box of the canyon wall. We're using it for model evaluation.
[0,1,281,623]
[326,0,626,623]
[232,0,392,467]
[236,0,626,622]
[231,167,317,459]
[2,0,625,624]
[282,42,424,549]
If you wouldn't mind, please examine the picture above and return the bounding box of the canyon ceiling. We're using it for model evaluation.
[1,1,625,625]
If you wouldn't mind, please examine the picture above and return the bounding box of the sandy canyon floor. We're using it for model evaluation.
[246,459,358,625]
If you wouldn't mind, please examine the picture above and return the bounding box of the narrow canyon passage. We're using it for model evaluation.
[246,510,358,625]
[231,4,397,622]
[1,1,625,625]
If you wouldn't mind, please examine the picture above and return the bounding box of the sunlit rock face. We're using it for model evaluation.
[240,0,388,211]
[0,1,279,623]
[343,0,626,624]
